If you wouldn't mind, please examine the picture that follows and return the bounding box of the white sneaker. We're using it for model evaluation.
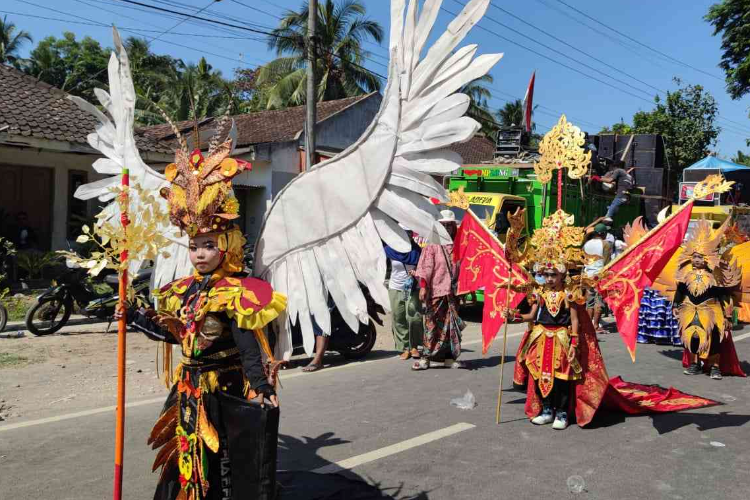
[552,411,569,430]
[531,408,554,425]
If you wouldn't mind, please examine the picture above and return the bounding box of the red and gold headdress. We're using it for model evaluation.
[528,209,585,273]
[158,115,251,238]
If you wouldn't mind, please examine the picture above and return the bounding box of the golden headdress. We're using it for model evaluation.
[156,113,251,274]
[158,113,250,238]
[528,209,585,273]
[678,217,730,270]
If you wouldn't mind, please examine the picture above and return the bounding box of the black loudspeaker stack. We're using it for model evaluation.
[594,134,665,170]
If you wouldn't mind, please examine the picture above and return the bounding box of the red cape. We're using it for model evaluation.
[680,330,746,377]
[514,305,719,427]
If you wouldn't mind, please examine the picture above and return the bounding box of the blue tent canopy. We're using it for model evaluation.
[684,156,750,173]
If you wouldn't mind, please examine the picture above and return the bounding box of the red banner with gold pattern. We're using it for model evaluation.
[597,201,694,360]
[454,209,529,354]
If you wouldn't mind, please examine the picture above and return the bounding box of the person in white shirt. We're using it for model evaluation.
[582,223,613,334]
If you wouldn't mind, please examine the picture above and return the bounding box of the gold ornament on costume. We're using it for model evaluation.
[691,174,734,200]
[678,217,730,271]
[446,186,470,210]
[157,112,252,237]
[534,115,591,183]
[528,209,585,273]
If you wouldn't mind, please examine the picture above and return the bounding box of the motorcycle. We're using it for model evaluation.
[24,260,153,336]
[288,290,383,360]
[243,242,381,360]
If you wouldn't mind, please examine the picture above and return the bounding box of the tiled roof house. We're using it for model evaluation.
[0,64,172,250]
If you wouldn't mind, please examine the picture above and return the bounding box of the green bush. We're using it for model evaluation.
[16,251,60,280]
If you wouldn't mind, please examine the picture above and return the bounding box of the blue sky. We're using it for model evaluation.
[6,0,750,161]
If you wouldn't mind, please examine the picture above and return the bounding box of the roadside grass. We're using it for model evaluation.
[0,352,29,368]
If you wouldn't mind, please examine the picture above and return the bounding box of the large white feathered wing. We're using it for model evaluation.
[69,28,191,289]
[253,0,503,359]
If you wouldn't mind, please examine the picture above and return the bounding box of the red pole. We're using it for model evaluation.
[113,168,130,500]
[557,168,563,210]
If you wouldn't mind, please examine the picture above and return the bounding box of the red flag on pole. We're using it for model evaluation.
[597,201,694,361]
[454,210,528,354]
[522,71,536,133]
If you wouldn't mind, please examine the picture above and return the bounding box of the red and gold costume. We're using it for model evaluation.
[506,210,720,427]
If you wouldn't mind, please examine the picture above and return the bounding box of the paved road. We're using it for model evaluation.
[2,317,749,500]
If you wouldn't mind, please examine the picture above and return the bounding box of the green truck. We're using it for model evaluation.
[445,162,643,238]
[444,163,644,303]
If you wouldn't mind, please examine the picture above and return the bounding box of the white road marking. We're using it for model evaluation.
[733,331,750,342]
[312,422,476,474]
[0,332,522,433]
[0,397,164,432]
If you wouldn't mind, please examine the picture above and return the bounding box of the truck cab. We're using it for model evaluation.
[444,192,528,242]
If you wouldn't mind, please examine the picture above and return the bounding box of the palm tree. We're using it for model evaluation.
[459,74,497,138]
[496,98,538,131]
[159,58,231,122]
[125,37,182,125]
[257,0,384,109]
[0,16,32,69]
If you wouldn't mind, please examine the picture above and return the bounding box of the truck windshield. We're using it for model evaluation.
[449,204,496,224]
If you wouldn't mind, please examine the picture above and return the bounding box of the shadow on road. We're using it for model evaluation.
[277,432,431,499]
[462,354,515,371]
[650,411,750,435]
[657,348,685,362]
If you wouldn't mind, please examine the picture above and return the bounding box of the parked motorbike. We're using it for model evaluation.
[24,261,153,336]
[288,290,383,360]
[0,301,7,333]
[243,242,382,360]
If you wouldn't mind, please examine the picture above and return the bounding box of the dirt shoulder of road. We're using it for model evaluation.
[0,314,414,423]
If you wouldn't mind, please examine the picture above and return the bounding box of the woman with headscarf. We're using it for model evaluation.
[412,210,465,370]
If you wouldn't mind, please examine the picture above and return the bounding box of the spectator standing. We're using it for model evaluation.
[385,230,424,360]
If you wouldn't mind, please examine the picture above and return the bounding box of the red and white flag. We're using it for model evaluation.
[522,71,535,133]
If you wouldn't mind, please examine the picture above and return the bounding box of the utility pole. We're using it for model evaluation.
[305,0,317,171]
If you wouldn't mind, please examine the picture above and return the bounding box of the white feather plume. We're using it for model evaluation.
[253,0,503,359]
[69,28,190,290]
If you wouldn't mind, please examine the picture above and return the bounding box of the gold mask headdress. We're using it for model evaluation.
[528,209,585,273]
[678,217,730,271]
[158,113,250,274]
[158,113,249,238]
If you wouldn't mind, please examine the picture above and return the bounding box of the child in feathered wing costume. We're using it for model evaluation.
[676,218,745,379]
[127,132,287,499]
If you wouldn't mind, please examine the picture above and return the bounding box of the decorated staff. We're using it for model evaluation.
[534,115,591,212]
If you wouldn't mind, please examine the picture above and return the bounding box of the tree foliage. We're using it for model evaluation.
[632,80,720,171]
[705,0,750,100]
[20,31,234,125]
[0,15,32,69]
[460,75,496,138]
[495,99,538,131]
[257,0,383,109]
[598,120,633,135]
[732,150,750,166]
[26,32,109,101]
[596,79,720,186]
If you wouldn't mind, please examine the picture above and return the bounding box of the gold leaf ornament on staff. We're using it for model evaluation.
[534,115,591,183]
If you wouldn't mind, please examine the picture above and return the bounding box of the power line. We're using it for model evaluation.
[449,0,655,100]
[481,1,665,96]
[148,0,216,44]
[553,0,724,83]
[444,2,750,138]
[439,5,654,106]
